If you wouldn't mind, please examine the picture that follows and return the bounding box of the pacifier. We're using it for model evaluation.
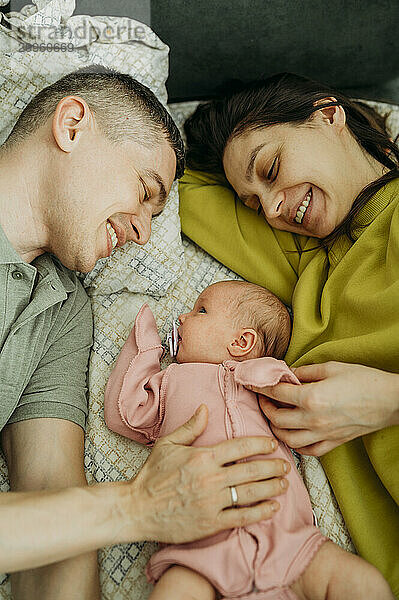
[166,318,180,358]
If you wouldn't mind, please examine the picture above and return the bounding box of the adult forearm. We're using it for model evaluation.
[0,480,136,572]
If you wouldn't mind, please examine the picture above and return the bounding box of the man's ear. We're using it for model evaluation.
[52,95,91,153]
[228,328,258,358]
[311,96,346,132]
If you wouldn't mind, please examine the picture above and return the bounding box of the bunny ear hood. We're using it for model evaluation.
[224,357,300,387]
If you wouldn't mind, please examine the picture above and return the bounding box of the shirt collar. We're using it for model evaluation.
[328,178,398,271]
[0,223,76,293]
[33,253,76,294]
[351,178,397,240]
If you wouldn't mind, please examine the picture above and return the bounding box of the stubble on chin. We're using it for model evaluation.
[56,242,96,274]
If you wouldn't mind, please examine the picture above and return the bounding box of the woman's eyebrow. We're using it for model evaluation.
[245,143,267,182]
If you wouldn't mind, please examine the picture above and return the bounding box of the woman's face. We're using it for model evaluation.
[223,107,376,238]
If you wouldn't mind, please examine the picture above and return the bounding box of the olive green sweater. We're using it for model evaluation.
[179,171,399,596]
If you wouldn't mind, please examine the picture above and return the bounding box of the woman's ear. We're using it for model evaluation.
[228,328,258,358]
[52,95,92,153]
[312,96,346,131]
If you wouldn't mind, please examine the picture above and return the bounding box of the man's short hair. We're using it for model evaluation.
[3,66,185,179]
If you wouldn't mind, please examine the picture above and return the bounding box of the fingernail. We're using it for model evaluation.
[271,501,280,512]
[280,478,288,489]
[271,440,277,451]
[283,462,289,473]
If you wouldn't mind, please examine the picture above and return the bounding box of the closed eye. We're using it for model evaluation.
[138,176,150,203]
[142,183,150,202]
[267,157,279,182]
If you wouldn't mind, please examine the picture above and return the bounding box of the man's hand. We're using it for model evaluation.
[248,361,399,456]
[0,405,289,571]
[122,404,290,545]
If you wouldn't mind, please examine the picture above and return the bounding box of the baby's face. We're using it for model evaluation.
[177,282,239,364]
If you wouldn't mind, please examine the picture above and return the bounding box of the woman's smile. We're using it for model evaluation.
[292,186,317,233]
[294,187,312,224]
[292,186,328,237]
[260,182,326,237]
[222,116,364,239]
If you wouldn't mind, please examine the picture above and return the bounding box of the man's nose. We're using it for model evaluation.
[127,208,152,246]
[260,191,284,220]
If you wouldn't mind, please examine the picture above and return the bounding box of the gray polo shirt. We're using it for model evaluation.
[0,224,93,431]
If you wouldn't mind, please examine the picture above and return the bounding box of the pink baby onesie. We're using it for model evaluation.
[104,304,327,600]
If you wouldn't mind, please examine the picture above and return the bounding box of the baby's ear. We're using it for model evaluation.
[228,329,258,358]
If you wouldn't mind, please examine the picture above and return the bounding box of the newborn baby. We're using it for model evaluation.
[104,281,392,600]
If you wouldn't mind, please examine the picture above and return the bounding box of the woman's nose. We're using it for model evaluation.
[260,191,284,220]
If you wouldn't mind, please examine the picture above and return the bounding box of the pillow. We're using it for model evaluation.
[0,0,184,296]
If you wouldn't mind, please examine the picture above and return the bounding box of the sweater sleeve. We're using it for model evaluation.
[179,169,303,307]
[104,304,165,446]
[226,357,300,388]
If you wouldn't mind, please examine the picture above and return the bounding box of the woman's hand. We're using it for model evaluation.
[124,405,290,545]
[248,361,399,456]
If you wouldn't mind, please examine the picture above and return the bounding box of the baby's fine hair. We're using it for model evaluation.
[228,281,291,359]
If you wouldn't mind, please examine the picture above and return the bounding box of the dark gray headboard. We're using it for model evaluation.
[151,0,399,103]
[3,0,399,104]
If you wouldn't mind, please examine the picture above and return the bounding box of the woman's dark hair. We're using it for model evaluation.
[184,73,399,248]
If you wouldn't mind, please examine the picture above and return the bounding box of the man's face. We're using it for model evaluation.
[46,127,176,273]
